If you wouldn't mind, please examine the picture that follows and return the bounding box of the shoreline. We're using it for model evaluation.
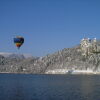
[0,71,100,75]
[45,69,100,75]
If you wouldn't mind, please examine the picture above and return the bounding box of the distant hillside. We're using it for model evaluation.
[0,40,100,74]
[0,52,33,59]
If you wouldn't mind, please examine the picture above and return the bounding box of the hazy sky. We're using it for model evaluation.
[0,0,100,56]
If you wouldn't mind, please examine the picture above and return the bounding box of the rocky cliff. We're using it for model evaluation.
[0,42,100,74]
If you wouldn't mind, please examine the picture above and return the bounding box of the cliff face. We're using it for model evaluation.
[0,43,100,74]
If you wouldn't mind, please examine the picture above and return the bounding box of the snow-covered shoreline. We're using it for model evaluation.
[0,71,100,74]
[45,69,100,74]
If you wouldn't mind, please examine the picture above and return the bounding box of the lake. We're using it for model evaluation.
[0,74,100,100]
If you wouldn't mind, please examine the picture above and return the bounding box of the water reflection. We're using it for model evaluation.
[80,75,100,100]
[0,74,100,100]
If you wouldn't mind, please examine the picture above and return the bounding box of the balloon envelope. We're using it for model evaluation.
[14,36,24,49]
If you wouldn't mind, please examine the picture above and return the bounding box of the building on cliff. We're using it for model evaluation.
[80,38,99,56]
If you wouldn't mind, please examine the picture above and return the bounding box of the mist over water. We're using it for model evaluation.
[0,74,100,100]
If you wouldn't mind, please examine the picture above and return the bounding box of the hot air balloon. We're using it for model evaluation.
[14,36,24,49]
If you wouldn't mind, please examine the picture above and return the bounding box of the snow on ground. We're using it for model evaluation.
[45,69,99,74]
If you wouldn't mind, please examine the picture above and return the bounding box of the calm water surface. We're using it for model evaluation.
[0,74,100,100]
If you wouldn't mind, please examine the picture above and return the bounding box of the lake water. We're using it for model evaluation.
[0,74,100,100]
